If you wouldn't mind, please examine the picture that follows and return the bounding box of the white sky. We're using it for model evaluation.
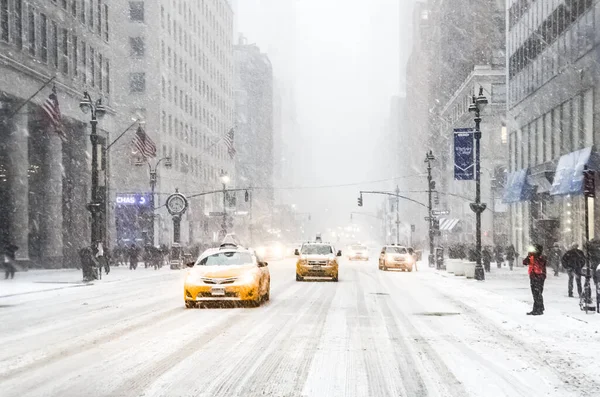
[234,0,406,232]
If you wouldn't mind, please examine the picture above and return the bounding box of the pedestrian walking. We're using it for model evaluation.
[523,244,547,315]
[482,246,492,272]
[96,242,110,275]
[561,243,584,298]
[505,244,516,271]
[3,244,19,279]
[548,243,562,276]
[128,244,139,270]
[494,245,504,269]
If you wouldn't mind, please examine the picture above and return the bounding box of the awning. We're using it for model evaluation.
[550,147,599,196]
[439,218,460,231]
[527,162,555,194]
[503,169,533,203]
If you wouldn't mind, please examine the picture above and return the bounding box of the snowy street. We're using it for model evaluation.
[1,258,599,397]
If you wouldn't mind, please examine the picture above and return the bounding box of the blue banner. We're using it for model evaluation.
[454,129,474,180]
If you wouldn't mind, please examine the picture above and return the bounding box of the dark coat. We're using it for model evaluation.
[561,248,585,272]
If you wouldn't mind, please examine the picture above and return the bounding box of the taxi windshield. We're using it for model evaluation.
[301,245,333,255]
[386,247,408,254]
[197,252,254,266]
[351,245,366,250]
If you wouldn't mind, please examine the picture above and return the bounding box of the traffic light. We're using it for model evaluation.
[308,214,311,221]
[432,218,440,231]
[429,181,436,191]
[245,190,249,202]
[357,195,363,207]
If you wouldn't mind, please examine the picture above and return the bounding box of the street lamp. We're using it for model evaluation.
[79,91,106,247]
[468,86,488,281]
[135,156,172,244]
[220,170,230,237]
[425,151,436,267]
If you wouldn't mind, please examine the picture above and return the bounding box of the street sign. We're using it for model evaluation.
[209,212,225,217]
[432,210,450,216]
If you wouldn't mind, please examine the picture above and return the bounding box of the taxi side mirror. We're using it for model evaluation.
[258,261,268,267]
[337,250,342,257]
[185,262,195,268]
[294,249,300,256]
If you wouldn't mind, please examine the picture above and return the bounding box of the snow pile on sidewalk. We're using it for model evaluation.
[428,264,600,394]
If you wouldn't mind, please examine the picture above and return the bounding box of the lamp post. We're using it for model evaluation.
[220,170,230,237]
[79,91,106,247]
[468,86,489,281]
[425,151,435,267]
[135,156,172,245]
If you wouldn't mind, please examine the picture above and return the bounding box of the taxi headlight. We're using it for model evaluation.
[239,271,258,284]
[256,247,266,257]
[297,259,308,266]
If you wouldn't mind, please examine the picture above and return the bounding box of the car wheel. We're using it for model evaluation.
[296,273,304,281]
[408,266,413,272]
[185,300,196,309]
[332,274,339,282]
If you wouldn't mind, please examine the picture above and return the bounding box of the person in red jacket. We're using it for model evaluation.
[523,244,547,315]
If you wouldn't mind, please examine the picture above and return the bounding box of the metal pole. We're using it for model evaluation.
[473,112,485,280]
[427,156,434,267]
[396,186,400,245]
[150,166,156,246]
[249,192,253,246]
[90,118,99,246]
[222,183,227,236]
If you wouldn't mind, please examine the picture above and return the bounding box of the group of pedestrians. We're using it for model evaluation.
[2,243,19,279]
[112,244,169,270]
[481,244,517,271]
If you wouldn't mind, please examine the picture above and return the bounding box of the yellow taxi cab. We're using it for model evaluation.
[183,243,270,308]
[295,242,341,282]
[378,245,415,272]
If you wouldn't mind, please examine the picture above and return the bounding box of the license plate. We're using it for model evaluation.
[312,265,322,271]
[211,286,225,296]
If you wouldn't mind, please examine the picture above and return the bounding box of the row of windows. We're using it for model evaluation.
[0,1,110,93]
[47,0,109,42]
[509,89,594,171]
[160,6,232,78]
[162,143,226,182]
[509,6,596,106]
[445,83,506,124]
[509,0,594,78]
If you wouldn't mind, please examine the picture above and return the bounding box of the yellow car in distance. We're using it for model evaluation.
[295,242,341,282]
[184,243,270,308]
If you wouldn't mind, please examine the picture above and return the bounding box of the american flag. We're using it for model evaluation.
[224,128,236,158]
[42,86,64,137]
[132,125,157,159]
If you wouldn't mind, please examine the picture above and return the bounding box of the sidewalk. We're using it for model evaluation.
[0,265,176,298]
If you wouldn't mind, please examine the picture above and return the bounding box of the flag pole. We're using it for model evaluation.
[5,76,56,120]
[105,119,141,152]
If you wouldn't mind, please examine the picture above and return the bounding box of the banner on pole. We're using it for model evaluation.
[454,128,475,180]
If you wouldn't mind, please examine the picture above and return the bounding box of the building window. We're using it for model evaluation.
[1,0,9,42]
[129,72,146,93]
[72,35,78,76]
[40,13,47,62]
[71,0,77,17]
[28,5,35,56]
[98,53,103,90]
[583,89,594,147]
[129,36,144,56]
[90,46,95,86]
[61,28,69,75]
[105,59,110,93]
[97,0,102,34]
[81,40,86,83]
[88,0,93,29]
[129,1,144,22]
[103,4,109,41]
[50,20,58,68]
[14,0,23,49]
[80,0,85,24]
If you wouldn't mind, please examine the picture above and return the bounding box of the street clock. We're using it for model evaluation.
[166,192,188,215]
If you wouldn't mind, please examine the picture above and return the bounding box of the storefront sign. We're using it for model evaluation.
[116,194,151,206]
[454,129,474,181]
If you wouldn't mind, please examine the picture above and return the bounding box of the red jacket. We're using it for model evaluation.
[523,254,547,277]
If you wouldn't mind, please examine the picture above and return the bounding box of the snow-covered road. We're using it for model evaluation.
[0,259,598,397]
